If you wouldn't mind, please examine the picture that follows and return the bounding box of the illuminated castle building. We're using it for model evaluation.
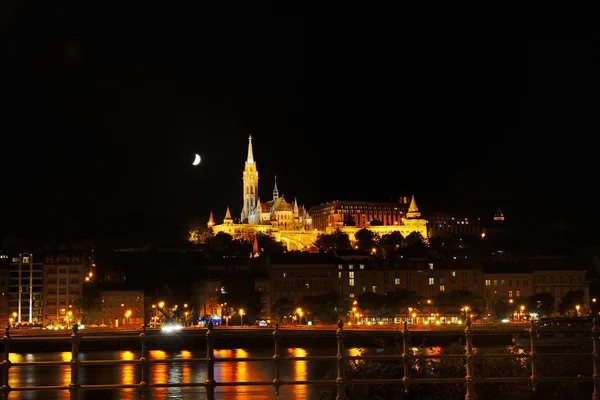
[312,196,428,241]
[210,136,315,250]
[209,136,428,249]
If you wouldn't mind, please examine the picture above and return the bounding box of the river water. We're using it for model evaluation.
[6,347,356,400]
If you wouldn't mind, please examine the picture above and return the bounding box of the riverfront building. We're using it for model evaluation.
[43,252,86,326]
[8,253,44,325]
[99,290,145,327]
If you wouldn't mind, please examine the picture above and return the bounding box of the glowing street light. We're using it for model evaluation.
[239,309,245,326]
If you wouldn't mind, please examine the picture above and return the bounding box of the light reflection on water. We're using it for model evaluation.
[5,346,511,399]
[5,347,341,400]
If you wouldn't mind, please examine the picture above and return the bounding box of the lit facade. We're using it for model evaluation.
[483,272,533,310]
[99,290,145,327]
[309,197,411,231]
[8,253,44,325]
[337,258,482,300]
[43,253,86,326]
[427,213,483,238]
[269,261,336,304]
[210,135,315,250]
[192,279,223,318]
[325,196,428,240]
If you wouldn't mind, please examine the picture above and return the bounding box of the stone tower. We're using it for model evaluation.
[241,135,259,223]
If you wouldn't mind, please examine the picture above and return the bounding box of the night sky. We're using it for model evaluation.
[2,5,598,240]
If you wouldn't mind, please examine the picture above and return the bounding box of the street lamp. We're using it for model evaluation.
[125,310,132,325]
[296,308,303,325]
[239,309,245,326]
[158,301,165,309]
[576,304,581,317]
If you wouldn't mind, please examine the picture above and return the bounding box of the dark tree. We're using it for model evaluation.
[300,291,340,323]
[558,290,585,316]
[527,292,555,317]
[315,231,352,253]
[402,231,428,257]
[379,231,404,257]
[272,297,295,321]
[256,232,286,256]
[354,228,380,252]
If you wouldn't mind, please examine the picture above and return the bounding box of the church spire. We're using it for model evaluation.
[207,210,215,228]
[273,175,279,200]
[246,134,254,164]
[252,234,260,258]
[406,195,421,218]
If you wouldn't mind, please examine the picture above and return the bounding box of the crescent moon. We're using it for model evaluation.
[192,154,201,166]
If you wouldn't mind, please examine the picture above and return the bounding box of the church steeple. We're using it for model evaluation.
[241,135,259,223]
[247,134,254,164]
[273,175,279,200]
[406,195,421,218]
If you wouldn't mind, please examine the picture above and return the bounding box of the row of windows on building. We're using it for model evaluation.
[484,276,580,286]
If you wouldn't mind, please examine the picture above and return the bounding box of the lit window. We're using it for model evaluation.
[372,286,377,293]
[338,272,342,278]
[451,271,456,277]
[428,278,434,285]
[516,290,521,297]
[349,279,355,286]
[394,278,400,285]
[440,285,445,292]
[508,290,513,298]
[429,263,434,270]
[359,264,364,269]
[338,264,343,270]
[349,265,354,270]
[349,293,355,298]
[349,271,354,278]
[485,280,491,286]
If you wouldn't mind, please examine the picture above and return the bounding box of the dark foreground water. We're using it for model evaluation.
[6,347,356,400]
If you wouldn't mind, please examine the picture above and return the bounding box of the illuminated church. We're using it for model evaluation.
[209,136,315,250]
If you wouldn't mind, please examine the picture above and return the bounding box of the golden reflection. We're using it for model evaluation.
[60,352,71,362]
[215,349,234,383]
[180,351,192,384]
[150,350,168,384]
[180,350,192,359]
[289,348,308,399]
[121,351,136,385]
[8,353,23,362]
[348,347,363,357]
[235,349,249,382]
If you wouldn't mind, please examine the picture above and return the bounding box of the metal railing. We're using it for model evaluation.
[1,319,599,400]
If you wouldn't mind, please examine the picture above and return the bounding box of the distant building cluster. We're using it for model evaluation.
[193,253,592,324]
[0,247,143,328]
[204,136,478,250]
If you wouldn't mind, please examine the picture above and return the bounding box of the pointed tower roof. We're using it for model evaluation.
[406,195,421,218]
[246,134,254,164]
[273,175,279,199]
[224,206,233,223]
[252,234,260,257]
[207,210,215,227]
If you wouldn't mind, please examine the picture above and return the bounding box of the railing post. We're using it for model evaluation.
[592,318,600,400]
[205,321,215,400]
[464,317,476,400]
[69,324,80,400]
[139,324,149,397]
[529,320,538,393]
[335,319,345,400]
[272,322,282,395]
[1,328,12,400]
[401,321,410,395]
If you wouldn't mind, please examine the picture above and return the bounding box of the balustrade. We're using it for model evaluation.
[0,319,598,400]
